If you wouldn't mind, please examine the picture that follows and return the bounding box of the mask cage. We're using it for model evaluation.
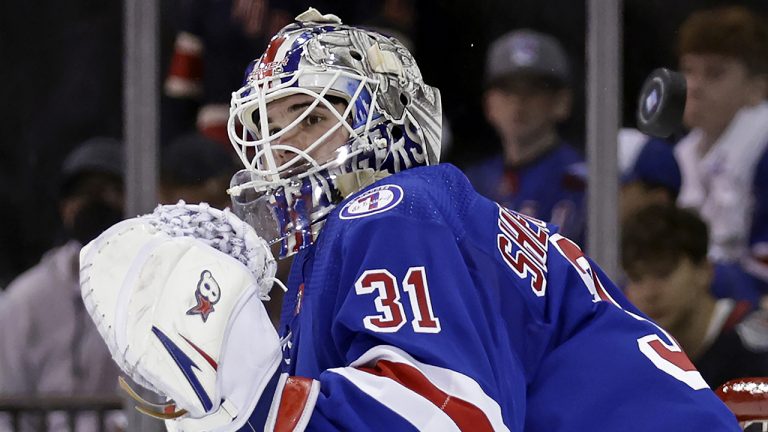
[228,67,382,191]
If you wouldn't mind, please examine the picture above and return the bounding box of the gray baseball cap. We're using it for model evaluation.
[62,137,124,182]
[485,29,570,87]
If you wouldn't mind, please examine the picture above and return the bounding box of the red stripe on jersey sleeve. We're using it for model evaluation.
[648,340,697,372]
[358,360,494,431]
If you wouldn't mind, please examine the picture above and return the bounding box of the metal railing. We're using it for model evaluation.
[0,395,122,432]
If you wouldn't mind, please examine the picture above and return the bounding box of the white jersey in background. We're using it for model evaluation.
[676,102,768,267]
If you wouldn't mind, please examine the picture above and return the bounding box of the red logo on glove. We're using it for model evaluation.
[186,270,221,322]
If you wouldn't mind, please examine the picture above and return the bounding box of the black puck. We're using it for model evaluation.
[636,68,687,138]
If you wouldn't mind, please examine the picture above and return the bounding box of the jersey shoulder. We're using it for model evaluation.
[330,164,483,231]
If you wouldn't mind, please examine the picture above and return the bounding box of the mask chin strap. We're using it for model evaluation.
[275,170,390,259]
[335,169,390,198]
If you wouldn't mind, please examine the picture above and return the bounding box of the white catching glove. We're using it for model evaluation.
[80,202,283,432]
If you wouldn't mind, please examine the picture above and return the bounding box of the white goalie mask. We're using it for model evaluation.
[227,10,442,258]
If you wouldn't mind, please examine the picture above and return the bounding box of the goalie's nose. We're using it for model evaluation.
[273,130,308,166]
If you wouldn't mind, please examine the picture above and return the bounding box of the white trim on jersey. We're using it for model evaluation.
[329,345,510,432]
[330,367,463,431]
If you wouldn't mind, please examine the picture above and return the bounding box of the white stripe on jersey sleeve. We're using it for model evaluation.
[329,366,462,431]
[344,345,510,432]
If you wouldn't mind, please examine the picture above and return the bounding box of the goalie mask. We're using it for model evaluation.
[227,9,442,258]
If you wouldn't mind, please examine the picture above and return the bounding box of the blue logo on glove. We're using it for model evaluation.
[152,326,214,412]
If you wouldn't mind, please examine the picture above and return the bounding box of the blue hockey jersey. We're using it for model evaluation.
[255,163,739,431]
[463,143,586,243]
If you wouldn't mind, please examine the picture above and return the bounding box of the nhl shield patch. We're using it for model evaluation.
[339,184,404,220]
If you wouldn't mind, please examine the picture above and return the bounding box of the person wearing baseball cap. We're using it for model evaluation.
[58,137,125,246]
[464,29,586,242]
[618,128,682,223]
[0,137,124,430]
[485,29,571,88]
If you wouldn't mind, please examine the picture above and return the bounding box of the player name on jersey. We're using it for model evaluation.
[496,205,550,296]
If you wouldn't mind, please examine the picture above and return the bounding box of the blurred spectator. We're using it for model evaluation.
[618,128,681,223]
[163,0,281,148]
[162,0,379,149]
[622,204,768,389]
[674,6,768,293]
[159,132,239,209]
[618,128,758,305]
[0,138,125,431]
[1,0,123,290]
[464,29,585,242]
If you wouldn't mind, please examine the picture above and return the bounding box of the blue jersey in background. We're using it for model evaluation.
[463,143,586,244]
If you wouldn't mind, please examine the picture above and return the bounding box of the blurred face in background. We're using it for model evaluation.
[681,53,766,138]
[60,173,124,246]
[624,257,712,332]
[484,76,572,149]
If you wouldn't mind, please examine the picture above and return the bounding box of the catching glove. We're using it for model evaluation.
[80,202,282,431]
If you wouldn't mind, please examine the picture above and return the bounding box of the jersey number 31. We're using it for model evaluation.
[355,266,442,334]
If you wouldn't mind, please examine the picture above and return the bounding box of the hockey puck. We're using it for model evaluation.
[636,68,686,138]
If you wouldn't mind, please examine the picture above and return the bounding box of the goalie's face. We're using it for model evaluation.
[228,22,442,258]
[228,91,359,257]
[263,94,351,169]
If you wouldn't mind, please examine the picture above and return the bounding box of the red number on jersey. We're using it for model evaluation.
[355,270,406,333]
[355,267,442,334]
[404,267,441,333]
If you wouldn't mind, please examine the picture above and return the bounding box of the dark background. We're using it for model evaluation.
[1,0,767,286]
